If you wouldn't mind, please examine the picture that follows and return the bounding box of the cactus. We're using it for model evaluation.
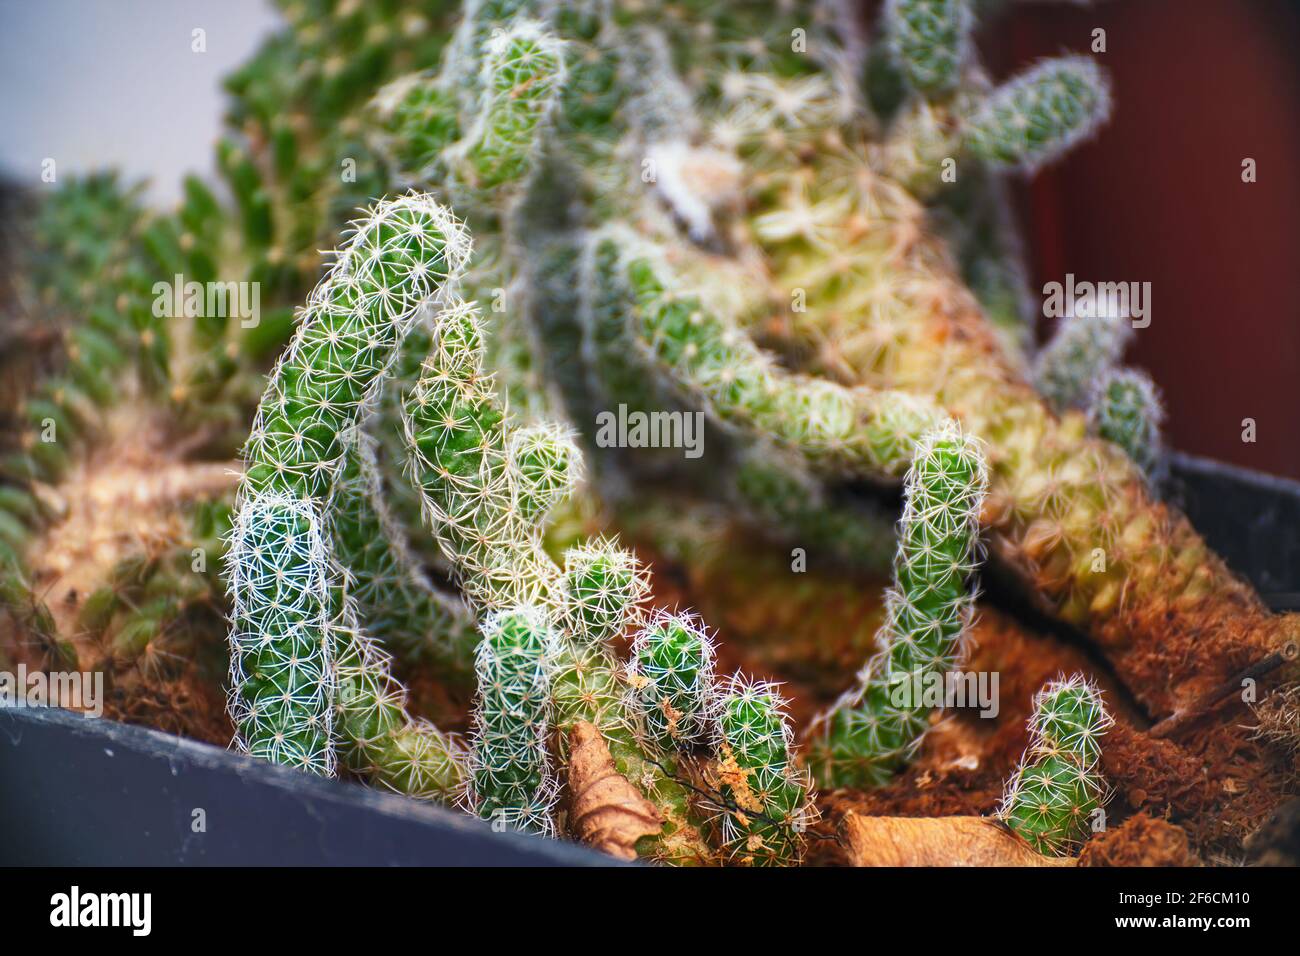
[11,0,1298,869]
[1087,368,1165,480]
[625,249,944,480]
[468,606,560,833]
[225,494,335,773]
[998,675,1113,856]
[627,610,717,752]
[715,675,814,866]
[808,420,988,788]
[965,57,1111,173]
[884,0,974,98]
[371,19,566,207]
[1033,301,1135,413]
[227,192,470,779]
[402,296,713,862]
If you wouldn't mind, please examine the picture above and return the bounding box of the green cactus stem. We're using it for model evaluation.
[627,610,717,752]
[884,0,974,98]
[998,674,1112,856]
[964,56,1111,173]
[715,675,814,866]
[1033,305,1134,413]
[469,606,560,833]
[1087,368,1165,480]
[807,420,988,789]
[228,192,469,775]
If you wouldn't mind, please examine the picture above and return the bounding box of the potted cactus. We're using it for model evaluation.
[1,0,1297,869]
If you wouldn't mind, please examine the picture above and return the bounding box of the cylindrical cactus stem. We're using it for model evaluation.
[714,675,815,866]
[884,0,975,99]
[1033,305,1134,413]
[371,19,564,210]
[627,610,717,752]
[624,246,944,479]
[807,420,989,789]
[225,493,335,774]
[964,56,1112,173]
[330,438,478,683]
[468,606,561,833]
[460,22,566,191]
[331,598,468,801]
[998,674,1113,856]
[402,297,560,614]
[1087,368,1165,481]
[227,193,469,775]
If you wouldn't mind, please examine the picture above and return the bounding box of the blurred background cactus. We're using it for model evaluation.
[2,0,1297,868]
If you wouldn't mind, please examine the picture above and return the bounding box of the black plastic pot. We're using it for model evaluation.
[0,451,1296,866]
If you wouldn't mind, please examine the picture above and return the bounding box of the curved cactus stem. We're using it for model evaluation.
[332,594,468,802]
[623,244,944,480]
[402,297,560,614]
[807,420,988,788]
[226,193,470,781]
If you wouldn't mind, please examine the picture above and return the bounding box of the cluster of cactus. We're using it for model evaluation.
[627,612,815,865]
[9,0,1297,868]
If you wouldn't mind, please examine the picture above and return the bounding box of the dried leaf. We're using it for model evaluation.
[842,813,1076,867]
[567,721,662,860]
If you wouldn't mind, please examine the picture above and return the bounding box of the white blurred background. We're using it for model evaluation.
[0,0,280,205]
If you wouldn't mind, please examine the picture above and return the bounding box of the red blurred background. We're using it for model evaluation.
[979,0,1300,480]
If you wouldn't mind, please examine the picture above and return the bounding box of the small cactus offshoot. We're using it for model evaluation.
[964,57,1112,173]
[1088,368,1166,479]
[627,610,717,752]
[998,675,1113,856]
[715,676,815,867]
[884,0,974,98]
